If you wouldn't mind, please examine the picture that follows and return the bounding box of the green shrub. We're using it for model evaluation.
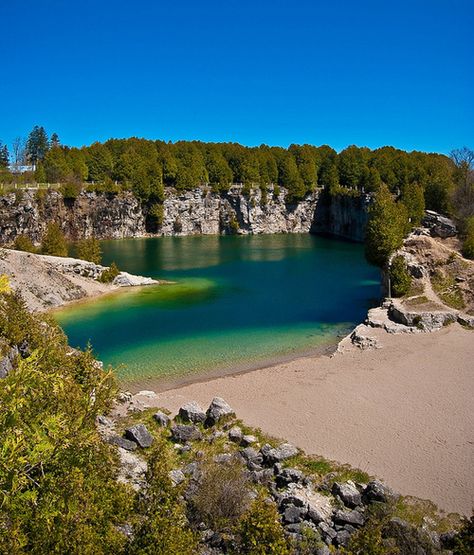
[462,218,474,259]
[13,234,36,253]
[128,440,197,555]
[189,459,251,532]
[149,202,165,227]
[99,262,120,283]
[60,181,82,200]
[0,290,130,555]
[76,237,102,264]
[41,222,68,257]
[237,493,290,555]
[389,255,412,297]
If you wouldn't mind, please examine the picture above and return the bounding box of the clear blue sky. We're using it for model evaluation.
[0,0,472,154]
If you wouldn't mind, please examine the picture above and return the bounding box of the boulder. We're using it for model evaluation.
[241,434,257,447]
[178,401,206,424]
[283,504,306,524]
[109,435,138,451]
[262,443,298,464]
[332,481,362,508]
[363,480,392,504]
[153,411,170,427]
[171,424,203,443]
[350,329,381,350]
[334,509,365,526]
[169,469,186,485]
[228,426,243,443]
[205,397,235,426]
[275,467,304,488]
[335,529,352,547]
[125,424,153,448]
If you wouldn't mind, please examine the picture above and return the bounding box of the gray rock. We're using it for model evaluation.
[332,481,362,508]
[363,480,392,503]
[124,424,153,448]
[307,506,327,524]
[153,411,170,427]
[228,426,243,443]
[213,453,233,464]
[108,435,138,451]
[283,504,306,524]
[240,447,262,463]
[250,468,274,484]
[334,509,365,526]
[262,443,298,464]
[0,353,13,378]
[315,546,331,555]
[178,401,206,423]
[285,523,302,534]
[241,434,257,446]
[205,397,235,426]
[169,469,186,485]
[319,522,337,543]
[350,329,381,350]
[276,467,304,487]
[335,529,351,547]
[171,424,203,443]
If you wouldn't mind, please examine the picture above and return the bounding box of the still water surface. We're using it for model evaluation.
[55,234,380,384]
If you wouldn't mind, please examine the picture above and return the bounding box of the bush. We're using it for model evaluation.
[149,202,165,227]
[99,262,120,283]
[389,256,412,297]
[237,493,290,555]
[76,237,102,264]
[60,181,82,200]
[189,458,251,532]
[128,440,197,555]
[461,217,474,259]
[0,290,130,554]
[13,234,36,253]
[0,274,10,294]
[41,222,68,257]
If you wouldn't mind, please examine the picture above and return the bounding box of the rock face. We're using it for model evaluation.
[0,187,371,244]
[311,192,371,242]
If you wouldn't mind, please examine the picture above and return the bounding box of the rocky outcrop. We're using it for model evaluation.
[310,191,371,242]
[0,186,370,244]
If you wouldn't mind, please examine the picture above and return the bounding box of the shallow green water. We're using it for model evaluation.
[55,234,380,384]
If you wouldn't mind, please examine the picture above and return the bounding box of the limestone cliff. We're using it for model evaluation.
[0,186,369,243]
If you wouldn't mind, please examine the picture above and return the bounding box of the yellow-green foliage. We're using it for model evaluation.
[76,237,102,264]
[431,270,465,310]
[13,235,36,253]
[0,291,131,554]
[127,440,197,555]
[237,493,290,555]
[99,261,120,283]
[41,222,68,257]
[0,274,10,294]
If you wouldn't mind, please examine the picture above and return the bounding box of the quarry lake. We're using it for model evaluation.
[55,234,380,386]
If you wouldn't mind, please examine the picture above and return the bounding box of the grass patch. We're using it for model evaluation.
[393,496,462,534]
[431,271,466,310]
[406,280,425,297]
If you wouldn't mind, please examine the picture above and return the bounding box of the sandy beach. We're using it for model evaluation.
[142,324,474,515]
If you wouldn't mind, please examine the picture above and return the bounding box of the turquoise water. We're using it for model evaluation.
[55,234,380,384]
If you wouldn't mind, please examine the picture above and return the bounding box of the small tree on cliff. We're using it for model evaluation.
[76,237,102,264]
[41,222,68,257]
[365,184,408,267]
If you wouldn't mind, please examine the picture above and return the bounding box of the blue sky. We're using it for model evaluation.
[0,0,472,154]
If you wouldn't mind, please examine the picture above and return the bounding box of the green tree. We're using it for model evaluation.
[14,234,36,253]
[401,183,425,228]
[0,142,9,167]
[128,441,197,555]
[277,152,305,203]
[26,125,49,166]
[237,493,290,555]
[34,163,47,183]
[44,147,71,182]
[86,143,114,182]
[365,185,408,267]
[41,222,68,257]
[76,237,102,264]
[389,255,412,297]
[364,167,383,193]
[0,291,130,555]
[338,145,369,189]
[462,217,474,259]
[99,262,120,283]
[50,132,60,148]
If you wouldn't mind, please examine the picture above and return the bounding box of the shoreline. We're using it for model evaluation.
[137,322,474,515]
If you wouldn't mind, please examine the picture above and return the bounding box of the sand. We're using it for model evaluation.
[143,324,474,515]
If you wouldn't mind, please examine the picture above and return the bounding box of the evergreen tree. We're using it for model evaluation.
[50,132,60,148]
[44,147,70,182]
[41,222,68,257]
[0,142,9,167]
[26,125,49,166]
[365,185,408,267]
[76,237,102,264]
[401,183,425,227]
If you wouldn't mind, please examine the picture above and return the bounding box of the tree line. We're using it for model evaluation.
[1,127,473,263]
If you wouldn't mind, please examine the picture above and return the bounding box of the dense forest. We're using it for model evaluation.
[1,127,473,264]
